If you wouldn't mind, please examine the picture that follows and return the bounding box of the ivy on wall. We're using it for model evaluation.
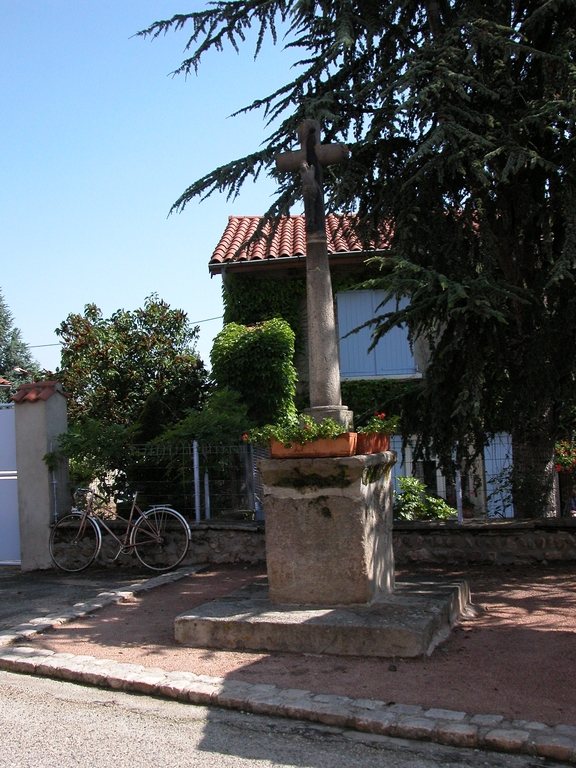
[222,273,306,352]
[341,379,420,429]
[218,264,421,427]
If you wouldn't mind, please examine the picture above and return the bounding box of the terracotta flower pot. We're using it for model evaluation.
[356,433,391,454]
[270,432,358,458]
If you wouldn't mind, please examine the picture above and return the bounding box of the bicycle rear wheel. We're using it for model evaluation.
[50,514,102,572]
[131,507,190,571]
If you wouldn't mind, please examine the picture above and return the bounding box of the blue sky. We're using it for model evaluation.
[1,2,298,372]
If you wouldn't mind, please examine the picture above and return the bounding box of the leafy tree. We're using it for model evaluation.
[0,289,40,400]
[139,1,576,517]
[56,294,207,438]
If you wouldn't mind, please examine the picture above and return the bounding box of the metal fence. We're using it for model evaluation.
[389,433,515,517]
[124,435,558,521]
[126,442,268,524]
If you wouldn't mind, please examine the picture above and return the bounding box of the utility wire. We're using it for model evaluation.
[28,315,223,349]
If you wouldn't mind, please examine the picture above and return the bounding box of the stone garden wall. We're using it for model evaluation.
[95,521,266,569]
[94,518,576,569]
[393,518,576,565]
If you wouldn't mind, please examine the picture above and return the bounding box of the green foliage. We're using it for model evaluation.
[223,273,306,353]
[140,1,576,516]
[53,419,135,497]
[555,440,576,474]
[53,295,207,492]
[341,379,420,431]
[56,294,207,433]
[357,412,400,435]
[393,477,456,521]
[0,289,41,401]
[158,389,253,446]
[245,414,346,447]
[210,319,297,426]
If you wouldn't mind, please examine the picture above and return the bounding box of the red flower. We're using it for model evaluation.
[556,465,563,472]
[242,433,249,440]
[304,425,310,430]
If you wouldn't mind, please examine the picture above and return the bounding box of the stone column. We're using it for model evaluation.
[11,381,69,571]
[259,451,396,605]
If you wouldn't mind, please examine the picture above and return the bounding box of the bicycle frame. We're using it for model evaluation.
[72,489,168,556]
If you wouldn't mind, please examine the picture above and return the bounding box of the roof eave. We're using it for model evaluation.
[208,248,390,276]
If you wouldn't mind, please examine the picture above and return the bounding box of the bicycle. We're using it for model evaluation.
[50,488,191,573]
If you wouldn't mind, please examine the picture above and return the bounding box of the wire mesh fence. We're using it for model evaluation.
[125,442,268,524]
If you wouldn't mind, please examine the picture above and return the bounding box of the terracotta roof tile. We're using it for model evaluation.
[209,214,391,271]
[9,381,68,404]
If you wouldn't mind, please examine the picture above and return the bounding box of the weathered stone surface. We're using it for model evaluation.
[353,709,397,734]
[424,708,466,721]
[532,733,575,761]
[470,714,504,726]
[174,580,471,658]
[259,452,396,605]
[435,723,478,747]
[483,728,530,751]
[395,716,437,740]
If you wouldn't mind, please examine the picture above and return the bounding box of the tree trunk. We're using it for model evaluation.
[511,432,558,518]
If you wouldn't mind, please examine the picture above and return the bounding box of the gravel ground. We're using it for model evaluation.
[23,561,576,728]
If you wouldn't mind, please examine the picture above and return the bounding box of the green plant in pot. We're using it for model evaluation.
[244,415,357,458]
[356,412,400,454]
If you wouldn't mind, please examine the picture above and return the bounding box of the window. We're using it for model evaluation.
[336,290,418,378]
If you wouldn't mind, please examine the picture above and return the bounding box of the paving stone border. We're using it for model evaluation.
[0,566,205,648]
[1,565,574,764]
[0,644,574,763]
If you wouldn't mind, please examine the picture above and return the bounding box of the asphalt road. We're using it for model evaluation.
[0,671,563,768]
[0,565,153,630]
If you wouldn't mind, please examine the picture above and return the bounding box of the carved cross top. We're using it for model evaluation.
[275,120,349,233]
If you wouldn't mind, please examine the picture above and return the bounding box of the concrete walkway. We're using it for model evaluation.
[0,564,574,764]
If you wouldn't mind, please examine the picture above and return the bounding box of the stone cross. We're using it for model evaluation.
[275,121,353,428]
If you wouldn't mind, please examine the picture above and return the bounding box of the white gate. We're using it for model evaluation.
[0,404,20,564]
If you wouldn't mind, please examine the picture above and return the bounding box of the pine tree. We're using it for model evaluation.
[139,1,576,517]
[0,290,39,401]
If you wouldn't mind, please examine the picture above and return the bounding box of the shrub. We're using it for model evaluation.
[210,319,297,426]
[393,476,455,521]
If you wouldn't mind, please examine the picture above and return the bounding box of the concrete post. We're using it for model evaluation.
[11,381,69,571]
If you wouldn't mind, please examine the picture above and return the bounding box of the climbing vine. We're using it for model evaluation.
[210,319,297,426]
[222,273,306,353]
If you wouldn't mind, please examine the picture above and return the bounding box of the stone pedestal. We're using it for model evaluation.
[259,451,395,606]
[175,450,478,657]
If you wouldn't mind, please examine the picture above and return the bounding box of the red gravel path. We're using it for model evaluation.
[30,562,576,727]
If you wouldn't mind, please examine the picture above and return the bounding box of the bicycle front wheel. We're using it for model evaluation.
[132,507,190,571]
[50,514,102,572]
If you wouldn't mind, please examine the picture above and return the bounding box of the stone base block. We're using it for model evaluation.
[175,579,477,658]
[259,452,396,605]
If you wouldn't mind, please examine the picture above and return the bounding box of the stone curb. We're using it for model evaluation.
[0,645,574,763]
[0,566,205,648]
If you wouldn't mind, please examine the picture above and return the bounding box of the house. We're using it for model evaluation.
[209,214,514,517]
[209,214,428,390]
